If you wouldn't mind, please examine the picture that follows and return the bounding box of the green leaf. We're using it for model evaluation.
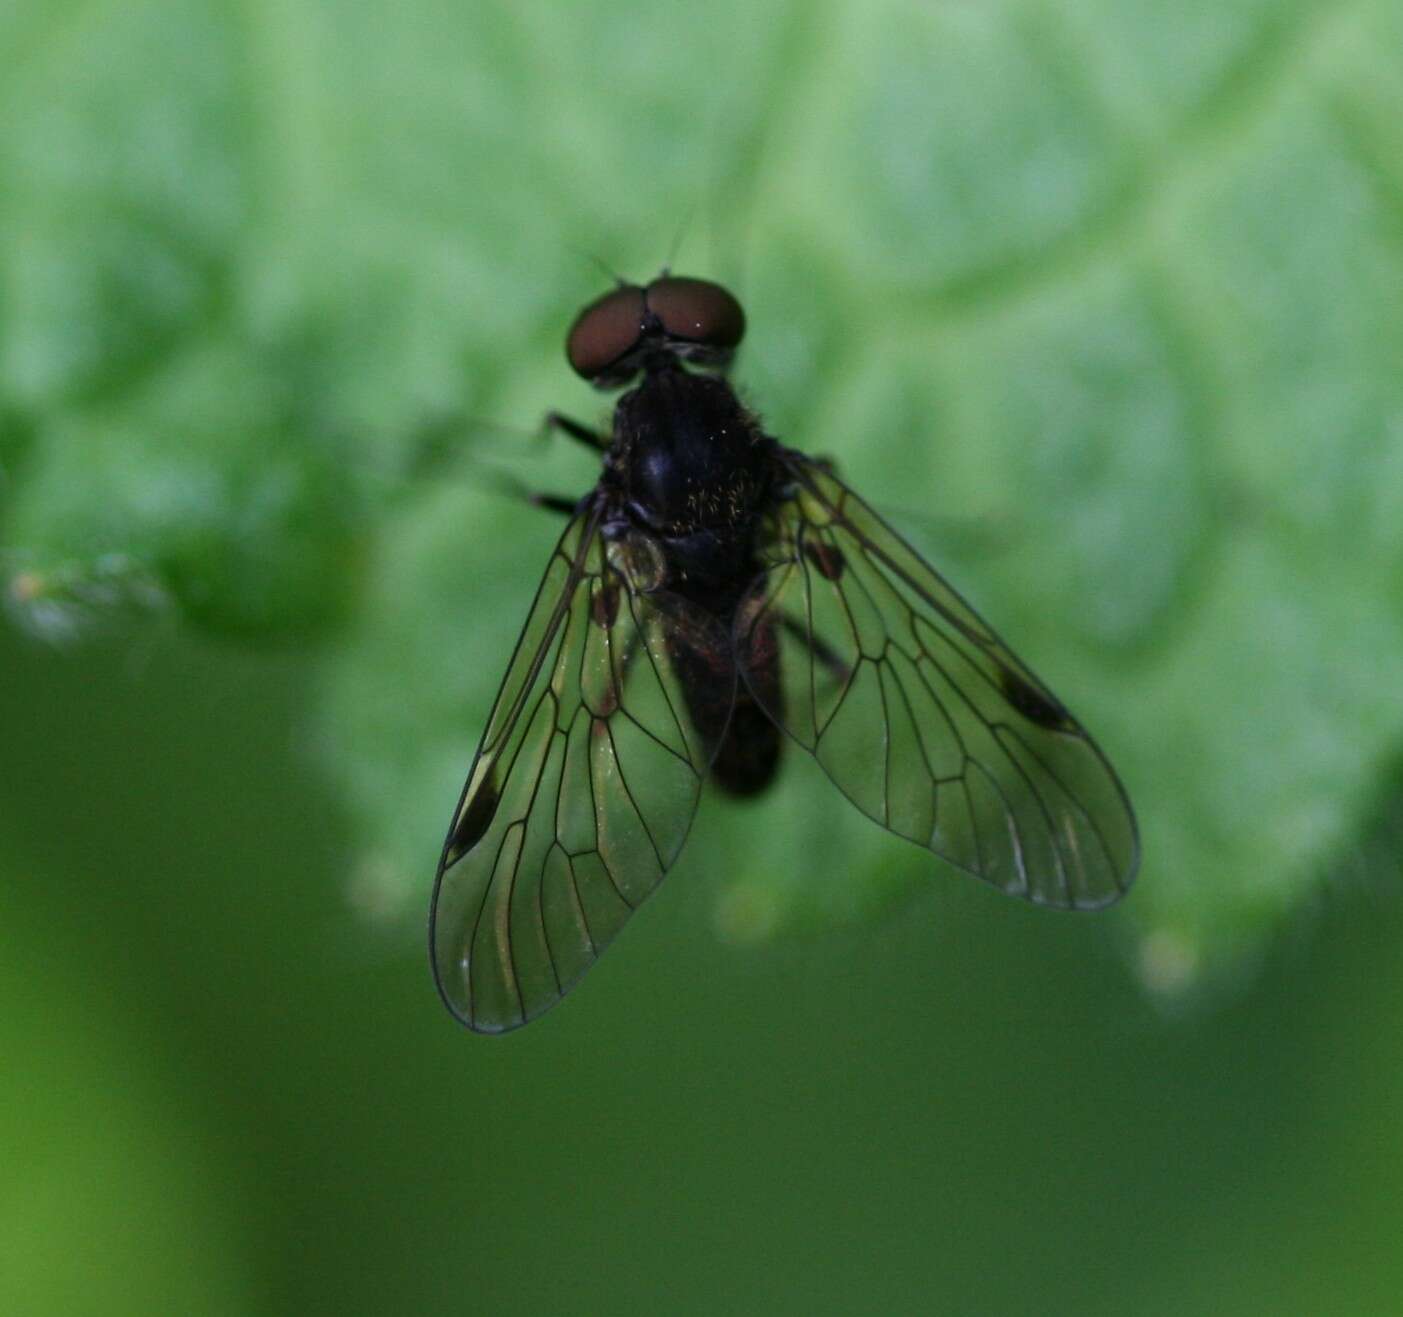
[4,0,1401,997]
[0,860,252,1314]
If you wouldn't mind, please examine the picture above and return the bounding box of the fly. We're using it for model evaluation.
[429,274,1140,1032]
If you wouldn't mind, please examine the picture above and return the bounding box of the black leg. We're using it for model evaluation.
[387,412,591,517]
[530,493,580,517]
[781,614,850,683]
[545,411,609,452]
[443,459,580,518]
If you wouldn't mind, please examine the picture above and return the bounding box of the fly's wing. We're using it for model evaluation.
[431,505,735,1032]
[735,453,1139,909]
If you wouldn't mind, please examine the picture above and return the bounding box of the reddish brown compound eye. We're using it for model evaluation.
[645,276,746,351]
[565,284,647,381]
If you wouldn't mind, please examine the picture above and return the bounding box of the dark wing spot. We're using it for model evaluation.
[445,777,500,866]
[803,540,846,582]
[999,668,1074,732]
[592,582,620,629]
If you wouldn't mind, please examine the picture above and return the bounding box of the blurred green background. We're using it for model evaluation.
[4,0,1403,1312]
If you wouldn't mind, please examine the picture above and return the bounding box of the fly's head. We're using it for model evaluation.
[565,275,745,390]
[568,273,771,536]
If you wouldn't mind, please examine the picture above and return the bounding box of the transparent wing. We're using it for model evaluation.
[734,453,1139,909]
[430,505,735,1032]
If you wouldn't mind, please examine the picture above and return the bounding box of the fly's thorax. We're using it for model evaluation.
[612,367,771,535]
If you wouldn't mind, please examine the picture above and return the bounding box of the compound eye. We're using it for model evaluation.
[645,277,746,351]
[565,284,647,381]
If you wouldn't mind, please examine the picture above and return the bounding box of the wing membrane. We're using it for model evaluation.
[431,506,734,1032]
[736,453,1139,908]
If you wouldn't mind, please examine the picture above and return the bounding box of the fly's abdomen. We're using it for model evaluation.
[711,692,781,796]
[668,604,782,797]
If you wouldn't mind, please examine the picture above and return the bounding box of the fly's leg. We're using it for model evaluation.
[523,413,607,515]
[387,411,596,515]
[781,614,850,684]
[531,493,581,516]
[786,539,851,683]
[449,463,580,517]
[544,411,609,452]
[401,409,605,481]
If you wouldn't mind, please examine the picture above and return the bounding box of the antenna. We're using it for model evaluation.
[662,205,697,275]
[568,246,629,288]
